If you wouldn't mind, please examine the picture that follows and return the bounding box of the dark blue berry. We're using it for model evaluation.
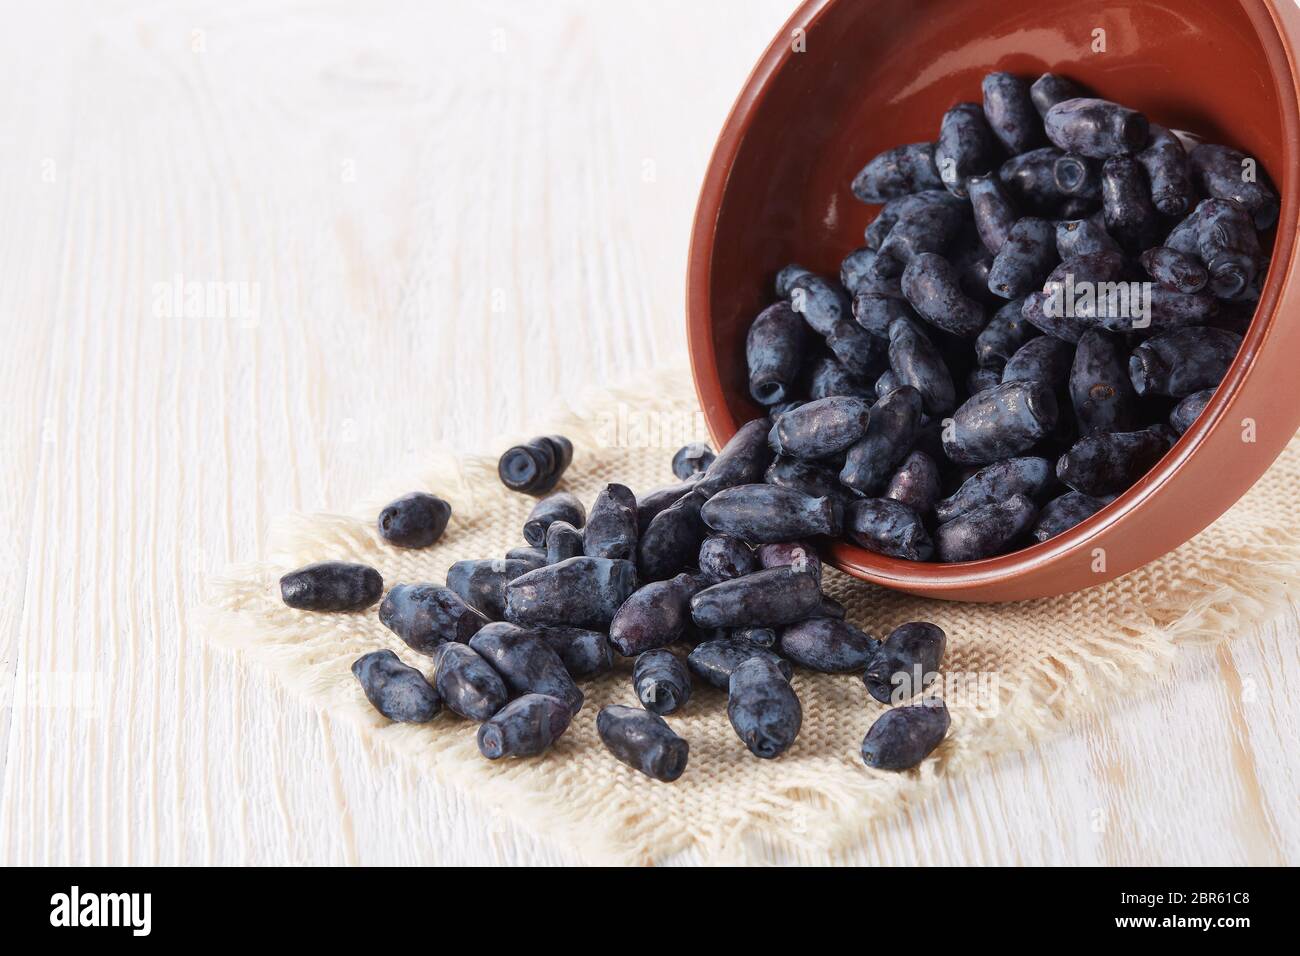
[779,618,878,673]
[638,488,707,582]
[377,492,451,548]
[935,494,1037,561]
[538,626,615,679]
[734,626,779,648]
[967,173,1018,255]
[504,547,548,570]
[690,567,822,630]
[1056,427,1172,496]
[875,197,967,277]
[1055,215,1121,259]
[888,317,956,416]
[608,572,704,657]
[1053,153,1102,198]
[596,705,689,782]
[671,443,716,480]
[861,699,950,771]
[1069,329,1139,434]
[727,657,802,759]
[695,418,774,496]
[789,273,852,337]
[853,290,917,338]
[764,455,848,503]
[503,556,638,631]
[698,534,759,583]
[633,649,692,715]
[846,498,934,561]
[943,381,1058,464]
[583,483,638,561]
[884,450,944,515]
[522,492,586,548]
[807,353,875,400]
[701,484,841,543]
[756,540,822,585]
[774,396,872,460]
[468,622,584,717]
[975,297,1039,367]
[1128,328,1241,398]
[636,477,702,531]
[1029,73,1085,117]
[988,217,1058,299]
[1101,156,1157,250]
[840,385,924,495]
[446,558,534,620]
[851,142,944,203]
[498,435,572,495]
[379,583,488,652]
[545,520,584,563]
[1001,335,1075,392]
[686,639,795,691]
[352,649,440,723]
[863,622,946,703]
[1189,143,1279,229]
[280,561,382,612]
[935,102,1000,198]
[901,253,986,339]
[1140,246,1208,294]
[1169,388,1215,435]
[1043,98,1149,158]
[431,642,508,721]
[747,302,808,406]
[934,457,1053,523]
[477,694,573,759]
[1031,491,1110,542]
[1138,125,1195,218]
[999,147,1067,213]
[982,72,1041,154]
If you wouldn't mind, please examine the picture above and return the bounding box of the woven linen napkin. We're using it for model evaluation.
[202,365,1300,864]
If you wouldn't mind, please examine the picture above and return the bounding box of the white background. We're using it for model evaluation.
[1,0,1296,864]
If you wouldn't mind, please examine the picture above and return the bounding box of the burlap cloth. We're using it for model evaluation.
[202,365,1300,865]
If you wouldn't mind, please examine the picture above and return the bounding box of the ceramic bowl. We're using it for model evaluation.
[687,0,1300,601]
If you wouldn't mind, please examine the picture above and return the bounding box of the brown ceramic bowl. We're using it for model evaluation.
[687,0,1300,602]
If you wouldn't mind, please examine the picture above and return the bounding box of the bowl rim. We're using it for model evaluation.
[686,0,1300,595]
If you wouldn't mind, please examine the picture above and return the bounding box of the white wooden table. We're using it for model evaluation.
[1,0,1296,866]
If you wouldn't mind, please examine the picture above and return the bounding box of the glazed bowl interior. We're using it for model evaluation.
[688,0,1300,601]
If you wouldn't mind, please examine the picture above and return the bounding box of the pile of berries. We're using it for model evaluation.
[281,434,951,781]
[746,71,1275,562]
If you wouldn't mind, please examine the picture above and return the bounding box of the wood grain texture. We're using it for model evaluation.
[0,0,1296,866]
